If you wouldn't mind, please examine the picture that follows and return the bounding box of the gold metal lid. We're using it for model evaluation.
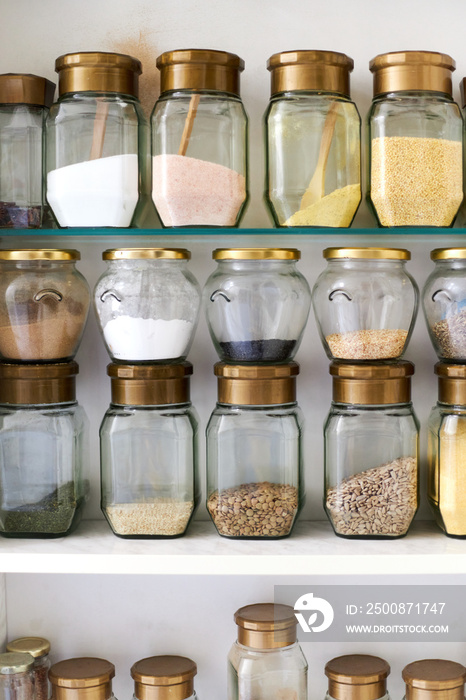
[324,247,410,261]
[460,79,466,109]
[0,362,78,405]
[0,249,80,261]
[325,655,390,700]
[215,362,299,406]
[430,248,466,261]
[108,362,192,406]
[213,248,300,261]
[131,656,196,700]
[0,652,35,674]
[157,49,244,96]
[330,361,414,405]
[103,248,190,261]
[55,52,141,98]
[435,363,466,406]
[50,658,115,687]
[403,660,466,695]
[234,603,297,649]
[0,74,55,107]
[267,50,353,97]
[370,51,455,97]
[7,637,50,658]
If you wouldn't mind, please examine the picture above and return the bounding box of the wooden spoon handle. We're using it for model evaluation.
[178,94,200,156]
[314,101,339,173]
[89,100,109,160]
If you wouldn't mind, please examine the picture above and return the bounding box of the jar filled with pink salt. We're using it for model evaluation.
[151,49,248,228]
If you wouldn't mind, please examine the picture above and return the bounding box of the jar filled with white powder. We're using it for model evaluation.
[94,248,201,362]
[151,49,248,228]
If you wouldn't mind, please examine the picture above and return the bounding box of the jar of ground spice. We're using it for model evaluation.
[207,363,303,538]
[325,655,391,700]
[368,51,463,227]
[325,362,419,538]
[204,248,310,364]
[100,362,199,538]
[49,658,116,700]
[402,660,466,700]
[0,652,35,700]
[6,637,50,700]
[131,656,197,700]
[265,50,361,227]
[152,49,248,227]
[313,248,418,361]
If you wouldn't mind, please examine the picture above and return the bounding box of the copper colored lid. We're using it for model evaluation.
[330,361,414,406]
[234,603,297,649]
[460,79,466,109]
[108,362,192,406]
[267,50,353,97]
[49,658,115,688]
[7,637,50,658]
[325,655,390,684]
[330,362,414,379]
[0,362,78,405]
[215,363,299,379]
[56,52,141,97]
[402,660,466,690]
[131,656,197,685]
[215,362,299,406]
[0,74,55,107]
[157,49,244,96]
[370,51,455,96]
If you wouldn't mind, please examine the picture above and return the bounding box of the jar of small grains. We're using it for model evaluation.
[49,658,116,700]
[312,248,418,361]
[402,660,466,700]
[324,361,419,539]
[207,363,303,539]
[131,656,197,700]
[0,653,34,700]
[325,655,391,700]
[6,637,50,700]
[368,51,463,227]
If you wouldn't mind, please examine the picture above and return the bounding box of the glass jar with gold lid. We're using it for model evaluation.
[264,50,361,228]
[402,660,466,700]
[0,652,35,700]
[151,49,248,227]
[131,656,197,700]
[6,637,50,700]
[325,655,391,700]
[49,658,116,700]
[325,362,419,539]
[368,51,463,227]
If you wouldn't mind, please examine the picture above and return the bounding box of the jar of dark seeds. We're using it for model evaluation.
[6,637,50,700]
[207,363,303,538]
[324,361,419,539]
[0,653,35,700]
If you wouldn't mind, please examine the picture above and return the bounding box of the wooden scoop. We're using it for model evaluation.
[89,99,109,160]
[299,101,339,210]
[178,93,200,156]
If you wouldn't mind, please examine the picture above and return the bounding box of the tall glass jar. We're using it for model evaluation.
[94,249,201,363]
[152,49,248,227]
[324,362,419,539]
[49,659,116,700]
[368,51,463,227]
[100,362,199,538]
[207,363,304,539]
[325,655,391,700]
[46,52,147,228]
[203,249,311,364]
[0,653,34,700]
[402,661,466,700]
[228,603,307,700]
[312,248,418,361]
[6,637,50,700]
[0,362,88,538]
[0,74,55,229]
[131,656,197,700]
[265,50,361,228]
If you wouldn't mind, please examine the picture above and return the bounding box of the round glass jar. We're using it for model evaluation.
[228,603,307,700]
[0,652,34,700]
[94,248,201,363]
[49,658,116,700]
[324,362,419,539]
[203,248,311,364]
[46,51,146,228]
[6,637,50,700]
[0,74,55,229]
[325,655,391,700]
[402,660,466,700]
[0,249,90,363]
[207,363,303,539]
[368,51,463,227]
[312,248,418,361]
[131,656,197,700]
[265,50,361,228]
[151,49,248,227]
[0,362,88,538]
[100,362,199,538]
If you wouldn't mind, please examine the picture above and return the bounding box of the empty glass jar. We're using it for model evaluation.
[0,653,34,700]
[325,362,419,538]
[6,637,50,700]
[313,248,418,361]
[204,248,311,363]
[50,658,116,700]
[402,660,466,700]
[94,249,201,363]
[325,655,391,700]
[131,656,197,700]
[265,50,361,227]
[152,49,248,227]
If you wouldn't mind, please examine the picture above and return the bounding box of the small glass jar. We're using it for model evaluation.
[207,363,303,539]
[324,362,419,539]
[46,52,146,228]
[0,653,35,700]
[0,74,55,229]
[0,249,90,363]
[325,655,391,700]
[94,248,201,363]
[402,660,466,700]
[151,49,248,227]
[313,248,418,361]
[100,362,199,538]
[203,249,311,364]
[0,362,88,538]
[49,659,116,700]
[6,637,50,700]
[228,603,307,700]
[131,656,197,700]
[265,50,361,228]
[368,51,463,227]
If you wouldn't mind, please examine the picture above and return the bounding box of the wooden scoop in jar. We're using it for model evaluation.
[178,94,200,156]
[89,99,109,160]
[299,101,339,210]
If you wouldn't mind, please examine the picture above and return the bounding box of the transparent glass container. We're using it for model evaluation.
[152,49,248,227]
[204,249,311,364]
[402,660,466,700]
[324,655,391,700]
[312,248,418,361]
[265,51,361,228]
[0,249,90,363]
[0,653,35,700]
[94,249,201,363]
[6,637,50,700]
[50,658,116,700]
[131,656,197,700]
[324,362,419,539]
[368,51,463,227]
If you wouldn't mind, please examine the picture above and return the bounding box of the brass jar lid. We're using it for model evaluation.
[435,363,466,406]
[324,247,410,261]
[108,362,192,406]
[0,362,78,405]
[103,248,190,261]
[213,248,300,261]
[131,655,196,700]
[430,248,466,261]
[330,361,414,405]
[0,652,35,674]
[460,79,466,109]
[50,658,115,687]
[0,249,80,261]
[267,50,353,97]
[370,51,455,97]
[7,637,50,658]
[157,49,244,96]
[55,52,141,98]
[215,362,299,406]
[234,603,297,649]
[0,74,55,107]
[402,660,466,692]
[325,655,390,700]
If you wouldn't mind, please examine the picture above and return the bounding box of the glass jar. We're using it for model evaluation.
[151,49,248,227]
[0,249,90,363]
[325,655,390,700]
[402,660,466,700]
[207,363,303,538]
[0,74,55,229]
[264,50,361,228]
[0,362,88,538]
[100,362,199,538]
[94,248,201,363]
[368,51,463,227]
[49,658,116,700]
[313,247,418,361]
[46,51,146,228]
[0,653,35,700]
[228,603,307,700]
[203,249,311,364]
[324,362,419,538]
[131,656,197,700]
[6,637,50,700]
